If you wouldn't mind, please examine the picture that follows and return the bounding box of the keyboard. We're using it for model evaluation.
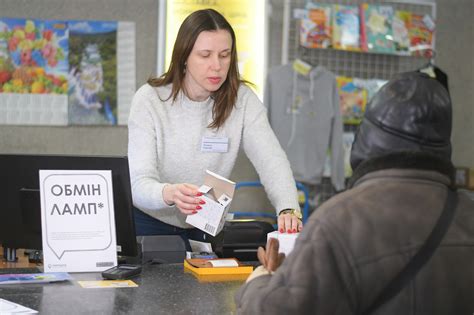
[0,267,42,274]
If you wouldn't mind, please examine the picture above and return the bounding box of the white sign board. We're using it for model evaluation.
[40,170,117,272]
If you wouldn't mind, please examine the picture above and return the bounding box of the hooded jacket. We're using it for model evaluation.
[235,72,474,314]
[235,153,474,314]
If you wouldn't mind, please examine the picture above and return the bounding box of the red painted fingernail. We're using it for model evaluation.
[279,228,284,233]
[196,205,202,210]
[293,229,297,233]
[288,230,292,234]
[192,211,197,214]
[199,200,206,204]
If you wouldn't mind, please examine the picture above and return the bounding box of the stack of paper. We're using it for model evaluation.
[184,258,253,282]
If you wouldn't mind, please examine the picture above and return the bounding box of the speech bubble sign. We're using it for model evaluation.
[41,173,114,260]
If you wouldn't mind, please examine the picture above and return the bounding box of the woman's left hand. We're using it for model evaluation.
[277,212,303,234]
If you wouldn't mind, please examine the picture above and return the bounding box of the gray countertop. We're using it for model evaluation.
[0,263,246,314]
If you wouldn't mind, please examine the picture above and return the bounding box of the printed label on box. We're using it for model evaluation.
[186,195,225,236]
[185,170,235,236]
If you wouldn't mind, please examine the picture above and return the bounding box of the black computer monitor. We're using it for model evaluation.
[0,154,138,258]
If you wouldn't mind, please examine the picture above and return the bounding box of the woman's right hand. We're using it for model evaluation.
[162,183,205,215]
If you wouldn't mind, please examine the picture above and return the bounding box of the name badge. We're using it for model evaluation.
[201,136,229,153]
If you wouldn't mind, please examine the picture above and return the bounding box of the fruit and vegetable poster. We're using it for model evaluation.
[0,18,135,126]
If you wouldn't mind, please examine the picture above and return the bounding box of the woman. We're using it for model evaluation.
[128,9,302,251]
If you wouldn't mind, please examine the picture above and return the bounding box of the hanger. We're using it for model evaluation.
[418,48,436,78]
[416,49,450,95]
[300,46,311,60]
[419,63,436,78]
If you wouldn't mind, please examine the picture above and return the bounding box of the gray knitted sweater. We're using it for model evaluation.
[128,83,299,229]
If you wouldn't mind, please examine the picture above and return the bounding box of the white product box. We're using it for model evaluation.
[267,231,300,256]
[185,170,235,236]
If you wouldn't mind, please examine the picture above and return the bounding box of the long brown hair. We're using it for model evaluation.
[148,9,246,129]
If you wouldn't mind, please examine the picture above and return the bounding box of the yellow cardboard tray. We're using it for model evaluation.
[183,259,253,276]
[183,268,251,283]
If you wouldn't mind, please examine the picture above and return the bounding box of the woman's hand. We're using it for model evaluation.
[162,183,205,215]
[277,211,303,234]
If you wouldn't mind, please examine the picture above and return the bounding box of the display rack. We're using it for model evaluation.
[282,0,436,81]
[280,0,437,208]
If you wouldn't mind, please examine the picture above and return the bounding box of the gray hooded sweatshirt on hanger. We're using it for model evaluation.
[264,63,345,190]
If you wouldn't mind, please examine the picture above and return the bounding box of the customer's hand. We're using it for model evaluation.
[162,183,205,215]
[278,212,303,234]
[257,237,285,272]
[246,238,285,283]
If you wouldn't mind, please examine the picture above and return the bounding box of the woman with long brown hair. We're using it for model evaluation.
[128,9,302,250]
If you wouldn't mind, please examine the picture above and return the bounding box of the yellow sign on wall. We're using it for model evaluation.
[165,0,265,98]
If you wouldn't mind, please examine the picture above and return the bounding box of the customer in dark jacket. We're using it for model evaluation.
[235,71,474,314]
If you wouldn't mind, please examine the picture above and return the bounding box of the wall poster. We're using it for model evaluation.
[0,18,69,125]
[0,18,135,126]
